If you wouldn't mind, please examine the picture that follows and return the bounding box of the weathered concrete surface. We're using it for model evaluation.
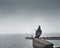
[33,38,54,48]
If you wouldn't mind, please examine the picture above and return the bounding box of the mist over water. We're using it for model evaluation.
[0,0,60,48]
[0,33,60,48]
[0,34,33,48]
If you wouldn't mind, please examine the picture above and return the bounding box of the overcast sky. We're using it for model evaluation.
[0,0,60,34]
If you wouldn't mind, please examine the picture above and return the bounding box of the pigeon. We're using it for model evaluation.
[35,25,42,38]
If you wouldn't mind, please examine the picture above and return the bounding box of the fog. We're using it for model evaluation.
[0,0,60,34]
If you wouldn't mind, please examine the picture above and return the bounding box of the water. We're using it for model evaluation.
[0,34,33,48]
[0,33,60,48]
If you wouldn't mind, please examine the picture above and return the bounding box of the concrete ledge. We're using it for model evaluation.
[33,38,54,48]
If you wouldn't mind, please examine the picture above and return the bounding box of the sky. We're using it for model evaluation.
[0,0,60,34]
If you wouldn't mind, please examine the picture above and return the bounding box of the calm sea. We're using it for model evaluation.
[0,33,60,48]
[0,34,33,48]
